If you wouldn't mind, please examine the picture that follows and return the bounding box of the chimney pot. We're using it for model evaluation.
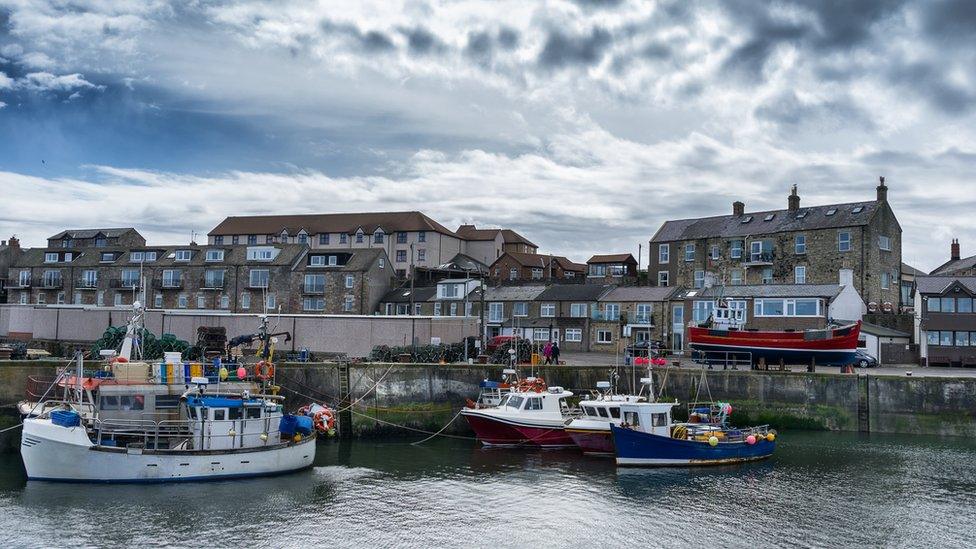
[788,184,800,212]
[876,175,888,202]
[733,201,745,216]
[952,238,961,261]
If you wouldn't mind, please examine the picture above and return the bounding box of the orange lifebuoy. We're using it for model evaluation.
[312,408,335,433]
[254,360,275,381]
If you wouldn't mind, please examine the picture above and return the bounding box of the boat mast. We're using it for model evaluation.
[118,300,145,361]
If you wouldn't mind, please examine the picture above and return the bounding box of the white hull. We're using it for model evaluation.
[21,418,315,483]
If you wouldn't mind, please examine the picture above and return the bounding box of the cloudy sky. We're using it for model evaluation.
[1,0,974,270]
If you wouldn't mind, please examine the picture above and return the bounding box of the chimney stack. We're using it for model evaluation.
[8,236,19,249]
[952,239,961,261]
[788,184,800,212]
[733,201,745,216]
[876,175,888,202]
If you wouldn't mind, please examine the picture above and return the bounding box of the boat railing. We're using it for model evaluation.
[91,416,286,452]
[690,349,752,370]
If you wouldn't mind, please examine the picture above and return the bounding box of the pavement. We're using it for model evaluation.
[558,351,976,378]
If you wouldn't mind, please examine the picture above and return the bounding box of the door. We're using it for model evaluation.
[672,306,684,353]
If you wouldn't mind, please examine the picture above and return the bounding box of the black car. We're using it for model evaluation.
[854,350,878,368]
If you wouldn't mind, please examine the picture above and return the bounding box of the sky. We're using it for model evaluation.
[1,0,975,271]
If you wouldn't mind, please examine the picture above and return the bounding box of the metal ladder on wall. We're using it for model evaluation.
[338,363,353,439]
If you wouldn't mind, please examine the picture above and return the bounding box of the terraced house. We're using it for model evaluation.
[648,178,902,310]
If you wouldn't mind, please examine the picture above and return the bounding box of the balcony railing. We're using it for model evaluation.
[76,279,99,289]
[6,278,31,288]
[39,278,63,289]
[111,279,141,289]
[303,285,325,294]
[201,278,226,290]
[744,252,774,265]
[591,311,621,322]
[153,279,183,290]
[631,314,653,325]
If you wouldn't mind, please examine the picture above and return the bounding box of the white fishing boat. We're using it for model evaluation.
[20,304,317,483]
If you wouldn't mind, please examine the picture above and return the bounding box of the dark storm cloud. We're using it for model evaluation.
[537,27,612,69]
[859,150,930,167]
[754,91,874,131]
[320,20,395,54]
[400,26,445,56]
[886,60,975,114]
[570,0,625,8]
[463,30,493,66]
[497,27,519,50]
[920,0,976,42]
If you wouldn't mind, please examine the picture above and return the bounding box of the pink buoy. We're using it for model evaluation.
[237,366,247,379]
[746,435,757,445]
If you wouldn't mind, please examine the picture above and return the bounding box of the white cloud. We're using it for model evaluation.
[0,101,7,109]
[18,72,100,91]
[0,72,13,89]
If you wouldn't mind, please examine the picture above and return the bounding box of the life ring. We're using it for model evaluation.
[254,360,275,381]
[313,408,335,433]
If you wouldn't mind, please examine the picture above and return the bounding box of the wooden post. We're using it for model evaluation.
[758,357,766,371]
[808,357,815,373]
[779,358,785,371]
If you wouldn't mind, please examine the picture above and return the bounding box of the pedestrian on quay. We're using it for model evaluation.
[543,340,553,365]
[551,341,560,365]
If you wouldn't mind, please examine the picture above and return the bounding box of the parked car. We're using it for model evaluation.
[486,335,522,353]
[854,350,878,368]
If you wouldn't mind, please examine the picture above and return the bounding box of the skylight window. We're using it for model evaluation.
[763,214,775,222]
[796,211,807,219]
[852,206,864,213]
[826,208,837,216]
[741,216,753,224]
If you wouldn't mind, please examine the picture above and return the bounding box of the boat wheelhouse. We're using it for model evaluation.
[461,379,575,448]
[565,380,646,455]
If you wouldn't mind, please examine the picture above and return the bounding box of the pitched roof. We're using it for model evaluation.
[693,284,843,299]
[455,225,537,247]
[587,253,636,264]
[493,251,585,272]
[380,286,437,303]
[861,322,910,338]
[901,262,926,277]
[298,248,386,271]
[915,276,976,295]
[500,229,536,247]
[484,285,548,301]
[434,253,488,273]
[650,200,880,243]
[929,255,976,275]
[536,284,614,301]
[208,211,456,237]
[599,286,680,302]
[48,228,138,240]
[11,244,308,269]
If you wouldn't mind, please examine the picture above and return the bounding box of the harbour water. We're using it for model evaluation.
[1,431,975,547]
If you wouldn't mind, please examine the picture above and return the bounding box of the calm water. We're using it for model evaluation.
[1,431,975,548]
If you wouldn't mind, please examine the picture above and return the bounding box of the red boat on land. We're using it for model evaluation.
[688,304,861,366]
[461,377,576,448]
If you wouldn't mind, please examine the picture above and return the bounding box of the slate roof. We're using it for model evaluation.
[901,262,926,277]
[599,286,681,302]
[650,200,880,243]
[380,286,437,303]
[454,225,537,248]
[12,244,308,269]
[48,228,138,240]
[493,252,586,272]
[500,229,536,247]
[536,284,614,301]
[209,211,456,237]
[929,256,976,276]
[915,276,976,295]
[435,253,488,273]
[296,248,386,271]
[587,253,636,264]
[691,284,843,299]
[861,322,910,338]
[484,285,548,301]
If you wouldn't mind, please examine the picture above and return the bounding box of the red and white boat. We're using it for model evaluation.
[688,304,861,366]
[461,377,575,448]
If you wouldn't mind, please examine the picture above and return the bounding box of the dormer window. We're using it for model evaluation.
[826,208,837,216]
[63,252,73,262]
[174,250,192,261]
[95,236,107,248]
[356,230,364,244]
[62,238,72,248]
[246,247,277,261]
[130,252,144,262]
[310,255,326,266]
[298,234,307,244]
[45,252,58,263]
[205,249,224,262]
[329,255,337,266]
[100,252,117,262]
[374,230,384,244]
[145,251,157,262]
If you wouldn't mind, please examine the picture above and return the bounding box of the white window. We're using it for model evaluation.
[246,247,277,261]
[730,269,743,285]
[177,294,188,308]
[18,270,30,286]
[761,267,773,284]
[570,303,588,318]
[565,328,582,342]
[433,302,442,316]
[304,274,325,293]
[533,328,550,341]
[44,253,58,263]
[417,249,426,262]
[249,269,269,288]
[730,240,743,259]
[205,249,224,262]
[635,303,652,324]
[82,270,97,288]
[97,291,104,306]
[345,274,354,289]
[754,298,821,317]
[795,235,806,254]
[379,258,385,269]
[531,268,543,279]
[37,293,45,304]
[750,241,763,261]
[604,303,620,321]
[489,302,504,322]
[414,303,422,315]
[658,244,669,264]
[197,295,206,308]
[694,270,705,289]
[329,255,338,266]
[161,270,181,288]
[130,251,143,262]
[343,295,354,312]
[440,283,460,299]
[355,231,364,243]
[693,301,715,323]
[122,269,140,288]
[310,255,325,266]
[465,302,473,316]
[450,303,458,316]
[20,292,28,305]
[684,243,695,261]
[374,230,384,244]
[658,271,669,286]
[838,231,851,252]
[795,265,806,284]
[154,293,162,308]
[304,297,325,311]
[42,270,61,288]
[57,292,65,304]
[597,330,612,344]
[710,245,720,260]
[174,250,192,261]
[509,267,518,280]
[145,251,158,262]
[241,292,251,310]
[266,294,277,310]
[513,302,528,317]
[541,303,556,317]
[114,293,122,306]
[63,252,73,262]
[881,272,890,289]
[879,235,891,251]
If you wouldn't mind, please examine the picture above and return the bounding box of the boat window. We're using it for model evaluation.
[623,411,640,427]
[651,413,668,427]
[119,395,144,411]
[188,407,198,419]
[498,395,510,407]
[609,407,621,419]
[212,409,226,421]
[525,398,543,411]
[507,396,524,410]
[155,395,181,409]
[246,407,262,419]
[100,395,120,410]
[227,407,242,420]
[597,407,609,418]
[560,399,570,413]
[583,405,597,417]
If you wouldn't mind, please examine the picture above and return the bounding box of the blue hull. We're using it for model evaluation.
[611,425,775,466]
[691,343,856,366]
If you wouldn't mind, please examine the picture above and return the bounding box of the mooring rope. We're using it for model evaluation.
[410,408,464,446]
[350,409,477,441]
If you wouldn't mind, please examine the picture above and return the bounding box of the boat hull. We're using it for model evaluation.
[461,410,574,448]
[21,418,316,483]
[611,425,775,466]
[566,427,614,455]
[688,321,861,366]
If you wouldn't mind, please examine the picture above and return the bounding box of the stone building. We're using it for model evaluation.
[930,239,976,276]
[454,225,538,265]
[648,179,902,310]
[47,228,146,249]
[532,284,615,352]
[483,285,548,339]
[915,275,976,367]
[589,286,680,352]
[0,236,23,303]
[291,248,392,314]
[586,253,638,285]
[488,252,586,284]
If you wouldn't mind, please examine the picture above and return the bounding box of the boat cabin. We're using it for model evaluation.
[619,402,677,437]
[185,395,283,451]
[710,304,745,330]
[497,387,573,415]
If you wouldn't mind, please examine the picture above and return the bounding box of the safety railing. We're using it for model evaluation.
[93,415,285,452]
[690,349,753,370]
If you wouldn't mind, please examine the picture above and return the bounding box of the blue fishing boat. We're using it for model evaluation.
[611,402,776,466]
